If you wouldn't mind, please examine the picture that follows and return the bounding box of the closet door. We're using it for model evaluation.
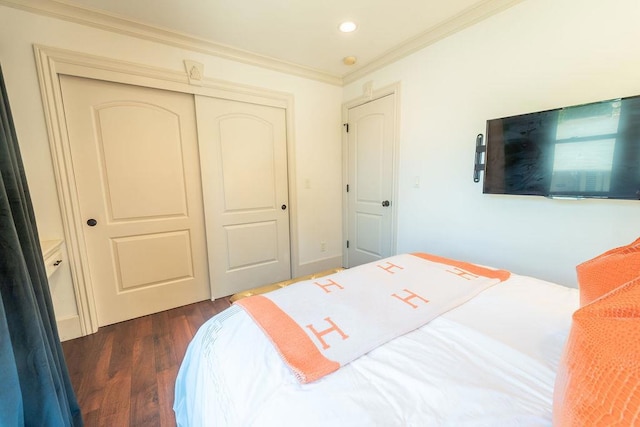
[60,76,210,326]
[195,96,291,298]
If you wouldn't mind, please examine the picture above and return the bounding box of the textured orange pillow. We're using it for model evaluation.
[576,237,640,306]
[553,276,640,426]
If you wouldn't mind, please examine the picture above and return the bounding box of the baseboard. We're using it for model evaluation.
[296,255,343,277]
[57,315,83,341]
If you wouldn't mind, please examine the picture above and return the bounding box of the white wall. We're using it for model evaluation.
[344,0,640,287]
[0,5,343,337]
[5,0,640,336]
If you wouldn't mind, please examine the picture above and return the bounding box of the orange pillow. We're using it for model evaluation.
[576,237,640,306]
[553,276,640,426]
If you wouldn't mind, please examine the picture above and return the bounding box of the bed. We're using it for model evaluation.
[174,247,640,426]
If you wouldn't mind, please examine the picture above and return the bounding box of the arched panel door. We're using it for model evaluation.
[60,75,210,326]
[195,96,291,298]
[346,94,396,267]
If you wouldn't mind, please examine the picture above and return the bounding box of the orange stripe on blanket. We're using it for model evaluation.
[235,295,341,383]
[411,252,511,282]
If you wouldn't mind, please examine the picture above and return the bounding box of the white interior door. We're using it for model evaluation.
[346,94,396,267]
[59,75,210,326]
[195,96,291,298]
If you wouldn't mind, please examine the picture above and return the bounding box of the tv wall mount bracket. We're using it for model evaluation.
[473,133,485,183]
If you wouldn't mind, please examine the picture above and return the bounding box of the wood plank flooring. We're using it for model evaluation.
[62,298,231,427]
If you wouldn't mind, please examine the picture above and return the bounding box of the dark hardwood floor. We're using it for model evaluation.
[62,298,231,427]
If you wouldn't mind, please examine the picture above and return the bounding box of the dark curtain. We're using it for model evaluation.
[0,66,82,425]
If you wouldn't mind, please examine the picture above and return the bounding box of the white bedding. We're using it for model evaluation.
[174,272,578,427]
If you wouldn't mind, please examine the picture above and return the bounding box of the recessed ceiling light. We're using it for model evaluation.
[339,21,357,33]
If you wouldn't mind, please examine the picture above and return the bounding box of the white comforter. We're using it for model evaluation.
[174,273,578,427]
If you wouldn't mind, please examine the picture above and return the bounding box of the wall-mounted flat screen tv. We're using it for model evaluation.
[483,95,640,200]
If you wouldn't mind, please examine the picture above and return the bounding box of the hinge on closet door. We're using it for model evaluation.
[346,240,350,248]
[346,184,349,192]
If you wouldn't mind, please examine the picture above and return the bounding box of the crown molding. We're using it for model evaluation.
[342,0,524,85]
[3,0,522,88]
[1,0,343,86]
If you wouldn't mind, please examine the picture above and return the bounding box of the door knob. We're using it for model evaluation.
[382,200,390,207]
[87,218,97,227]
[281,204,287,210]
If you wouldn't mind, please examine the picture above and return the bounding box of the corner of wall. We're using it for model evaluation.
[57,315,82,341]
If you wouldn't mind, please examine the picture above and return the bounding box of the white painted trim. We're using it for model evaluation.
[33,45,300,335]
[34,46,99,336]
[284,98,301,279]
[342,0,524,84]
[3,0,521,87]
[342,82,401,267]
[2,0,341,86]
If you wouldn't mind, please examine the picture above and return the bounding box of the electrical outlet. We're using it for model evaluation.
[320,241,327,252]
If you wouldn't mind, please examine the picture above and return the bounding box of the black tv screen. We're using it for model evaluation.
[483,95,640,200]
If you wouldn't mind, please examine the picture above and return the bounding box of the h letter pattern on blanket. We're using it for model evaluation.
[447,267,479,280]
[306,318,350,350]
[377,262,404,274]
[313,279,344,293]
[392,289,430,309]
[235,253,511,383]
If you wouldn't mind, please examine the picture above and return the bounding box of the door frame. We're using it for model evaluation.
[341,82,401,267]
[34,45,300,335]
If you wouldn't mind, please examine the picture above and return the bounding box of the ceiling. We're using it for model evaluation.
[4,0,522,84]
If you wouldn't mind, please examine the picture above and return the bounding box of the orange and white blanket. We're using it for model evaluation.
[234,253,511,383]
